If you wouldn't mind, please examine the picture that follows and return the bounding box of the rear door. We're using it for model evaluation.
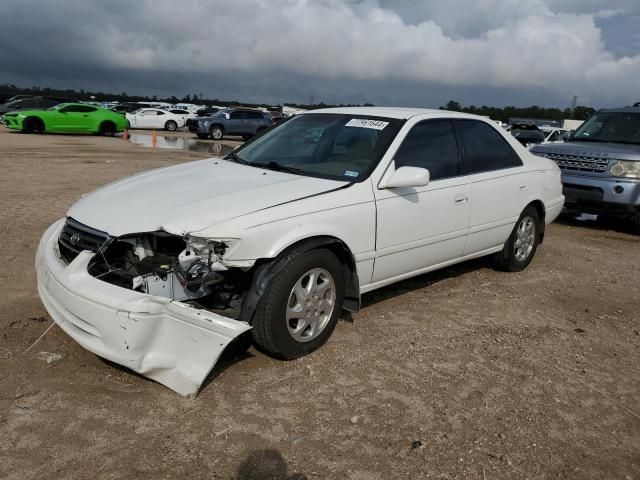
[226,110,246,135]
[373,119,470,283]
[452,119,529,255]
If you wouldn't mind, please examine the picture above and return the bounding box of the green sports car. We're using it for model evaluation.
[3,103,127,136]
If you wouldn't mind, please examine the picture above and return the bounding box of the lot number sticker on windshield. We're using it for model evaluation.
[345,119,389,130]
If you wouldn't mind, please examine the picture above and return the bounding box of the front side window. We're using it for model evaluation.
[234,113,403,181]
[454,120,521,174]
[393,119,460,180]
[230,111,245,120]
[573,112,640,145]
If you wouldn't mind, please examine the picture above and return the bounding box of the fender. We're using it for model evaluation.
[238,236,360,324]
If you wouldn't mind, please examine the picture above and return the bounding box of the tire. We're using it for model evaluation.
[210,125,224,140]
[251,248,345,360]
[99,121,116,136]
[631,208,640,234]
[165,120,178,131]
[496,205,541,272]
[196,133,209,139]
[23,117,44,134]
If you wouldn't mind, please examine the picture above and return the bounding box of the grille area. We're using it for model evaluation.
[544,152,609,174]
[58,218,110,264]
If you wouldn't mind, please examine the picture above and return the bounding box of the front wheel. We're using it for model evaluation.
[251,249,345,359]
[23,117,44,134]
[210,126,224,140]
[165,120,178,131]
[496,205,541,272]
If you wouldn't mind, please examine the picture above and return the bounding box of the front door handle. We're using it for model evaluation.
[454,194,468,205]
[519,185,528,191]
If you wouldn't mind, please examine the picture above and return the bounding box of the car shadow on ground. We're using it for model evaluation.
[235,449,307,480]
[555,210,638,235]
[358,256,494,310]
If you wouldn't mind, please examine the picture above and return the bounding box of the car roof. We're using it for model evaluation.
[598,107,640,114]
[302,106,485,120]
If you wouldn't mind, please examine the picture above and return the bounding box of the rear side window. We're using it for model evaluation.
[394,119,460,180]
[246,111,264,120]
[230,111,245,120]
[454,120,521,174]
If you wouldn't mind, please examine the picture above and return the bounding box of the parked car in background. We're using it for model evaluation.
[4,94,35,103]
[189,108,272,140]
[111,102,153,114]
[125,108,186,131]
[3,102,127,135]
[540,126,571,144]
[531,106,640,229]
[0,96,77,117]
[509,122,545,146]
[36,107,563,396]
[196,106,221,117]
[168,108,197,123]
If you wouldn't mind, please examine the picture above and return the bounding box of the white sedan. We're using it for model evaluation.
[125,108,186,131]
[36,107,564,396]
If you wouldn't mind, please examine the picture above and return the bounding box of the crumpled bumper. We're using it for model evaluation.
[36,219,251,397]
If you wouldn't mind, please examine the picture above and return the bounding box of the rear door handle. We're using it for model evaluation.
[454,194,468,205]
[520,185,528,191]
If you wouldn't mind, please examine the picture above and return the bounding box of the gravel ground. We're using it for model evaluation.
[0,127,638,480]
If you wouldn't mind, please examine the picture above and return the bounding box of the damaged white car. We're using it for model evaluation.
[36,107,565,396]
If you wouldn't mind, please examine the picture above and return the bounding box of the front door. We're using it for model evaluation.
[373,119,470,283]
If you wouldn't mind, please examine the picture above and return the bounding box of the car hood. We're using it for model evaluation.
[531,141,640,160]
[67,158,347,237]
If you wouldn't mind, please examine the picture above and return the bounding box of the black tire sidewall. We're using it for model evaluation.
[100,122,116,136]
[253,249,345,359]
[501,206,541,271]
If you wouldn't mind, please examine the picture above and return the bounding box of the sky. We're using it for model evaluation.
[1,0,639,108]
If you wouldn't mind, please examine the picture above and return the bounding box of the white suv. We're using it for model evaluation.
[36,107,564,396]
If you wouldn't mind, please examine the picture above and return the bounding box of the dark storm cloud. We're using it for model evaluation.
[1,0,639,107]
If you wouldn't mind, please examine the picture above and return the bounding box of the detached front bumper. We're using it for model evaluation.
[36,220,251,397]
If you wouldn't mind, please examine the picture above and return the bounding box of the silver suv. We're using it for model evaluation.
[189,108,272,140]
[531,107,640,229]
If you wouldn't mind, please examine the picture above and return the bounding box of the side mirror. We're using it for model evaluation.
[225,113,231,120]
[564,131,574,142]
[381,166,430,189]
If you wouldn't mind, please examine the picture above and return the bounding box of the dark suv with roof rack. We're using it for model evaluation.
[189,108,271,140]
[531,107,640,229]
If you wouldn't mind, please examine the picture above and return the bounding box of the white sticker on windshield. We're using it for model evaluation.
[345,119,389,130]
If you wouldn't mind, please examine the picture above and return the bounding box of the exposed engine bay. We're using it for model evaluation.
[87,233,251,317]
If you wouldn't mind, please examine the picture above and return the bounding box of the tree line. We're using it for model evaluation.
[0,84,597,121]
[440,100,595,123]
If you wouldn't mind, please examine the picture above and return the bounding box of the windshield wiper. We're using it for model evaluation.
[251,161,306,175]
[224,151,248,165]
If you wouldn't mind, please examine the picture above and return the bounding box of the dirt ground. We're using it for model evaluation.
[0,126,638,480]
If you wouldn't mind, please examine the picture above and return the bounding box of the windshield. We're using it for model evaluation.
[573,112,640,145]
[232,113,403,181]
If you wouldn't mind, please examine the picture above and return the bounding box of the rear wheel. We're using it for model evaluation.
[251,249,344,359]
[496,205,541,272]
[210,126,224,140]
[98,121,116,136]
[165,120,178,131]
[23,117,44,134]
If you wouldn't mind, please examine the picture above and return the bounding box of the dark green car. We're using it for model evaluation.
[3,103,128,135]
